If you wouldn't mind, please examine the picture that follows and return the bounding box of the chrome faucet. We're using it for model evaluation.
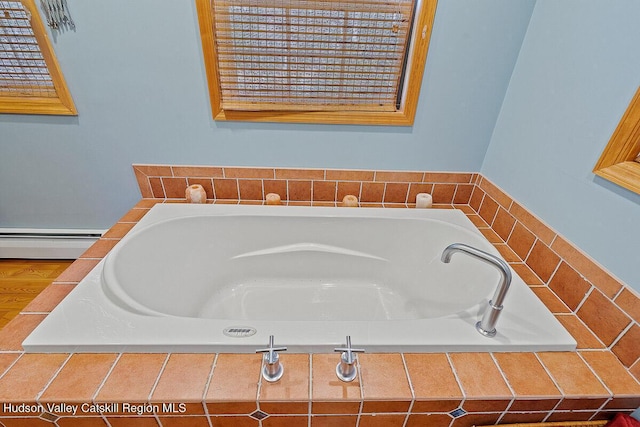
[334,336,364,382]
[441,243,512,337]
[256,335,287,382]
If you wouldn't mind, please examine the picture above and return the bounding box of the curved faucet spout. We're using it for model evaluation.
[441,243,512,337]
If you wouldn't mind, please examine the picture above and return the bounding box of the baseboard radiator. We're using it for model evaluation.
[0,228,105,259]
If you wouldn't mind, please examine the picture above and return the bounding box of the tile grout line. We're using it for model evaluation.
[35,353,73,402]
[445,353,467,411]
[92,353,122,402]
[399,354,415,427]
[147,353,172,402]
[201,353,219,413]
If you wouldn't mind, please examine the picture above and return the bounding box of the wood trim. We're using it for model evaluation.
[593,86,640,194]
[195,0,437,126]
[0,0,76,115]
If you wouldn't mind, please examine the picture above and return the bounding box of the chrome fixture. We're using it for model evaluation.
[256,335,287,382]
[334,336,364,382]
[441,243,512,338]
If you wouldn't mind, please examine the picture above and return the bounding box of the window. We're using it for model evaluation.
[0,0,76,115]
[593,86,640,195]
[195,0,437,125]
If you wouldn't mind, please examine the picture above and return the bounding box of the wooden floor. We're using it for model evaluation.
[0,259,73,329]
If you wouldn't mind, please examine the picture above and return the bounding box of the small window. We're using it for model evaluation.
[593,86,640,195]
[0,0,76,115]
[195,0,437,125]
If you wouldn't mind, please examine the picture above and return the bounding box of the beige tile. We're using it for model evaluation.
[262,416,309,427]
[79,239,118,259]
[509,202,556,245]
[132,165,172,177]
[383,183,409,203]
[238,179,264,200]
[0,353,68,401]
[162,177,188,198]
[407,183,433,204]
[96,354,167,401]
[580,351,640,396]
[40,353,118,402]
[223,167,273,179]
[510,263,544,285]
[275,168,324,180]
[479,177,513,209]
[213,179,239,199]
[549,262,592,311]
[259,354,309,402]
[263,180,287,200]
[431,183,456,204]
[537,352,609,397]
[453,184,474,204]
[150,177,164,198]
[423,172,473,183]
[188,178,214,199]
[0,314,47,350]
[403,353,462,413]
[172,166,224,178]
[493,353,560,398]
[530,287,571,314]
[54,259,100,283]
[325,169,374,181]
[102,222,135,239]
[614,288,640,322]
[403,353,461,399]
[551,236,623,298]
[22,284,75,312]
[209,416,260,427]
[313,181,337,202]
[359,354,411,413]
[375,171,423,182]
[525,241,560,283]
[336,181,361,202]
[158,416,210,427]
[358,414,406,427]
[311,354,361,402]
[469,186,484,212]
[478,195,499,225]
[612,324,640,368]
[311,415,357,427]
[118,208,149,223]
[207,354,261,402]
[448,353,512,399]
[492,207,516,241]
[360,182,385,203]
[152,354,215,402]
[405,414,453,427]
[0,353,19,377]
[555,315,606,349]
[507,222,536,260]
[288,180,312,201]
[577,289,631,346]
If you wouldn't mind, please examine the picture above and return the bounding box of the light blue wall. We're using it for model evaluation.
[0,0,535,229]
[482,0,640,291]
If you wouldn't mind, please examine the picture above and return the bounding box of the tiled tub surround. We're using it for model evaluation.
[0,165,636,427]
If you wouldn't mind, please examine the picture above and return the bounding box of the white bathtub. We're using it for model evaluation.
[23,204,576,353]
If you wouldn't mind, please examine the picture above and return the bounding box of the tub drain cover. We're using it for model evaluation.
[223,326,257,338]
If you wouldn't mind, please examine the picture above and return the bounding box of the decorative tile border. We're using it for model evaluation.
[0,165,637,426]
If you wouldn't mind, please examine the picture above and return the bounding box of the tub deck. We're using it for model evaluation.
[0,165,638,426]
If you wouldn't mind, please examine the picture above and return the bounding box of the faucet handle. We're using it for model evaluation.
[256,335,287,382]
[334,336,364,382]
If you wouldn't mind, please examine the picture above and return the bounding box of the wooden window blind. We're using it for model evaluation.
[196,0,437,125]
[0,0,76,115]
[214,0,414,112]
